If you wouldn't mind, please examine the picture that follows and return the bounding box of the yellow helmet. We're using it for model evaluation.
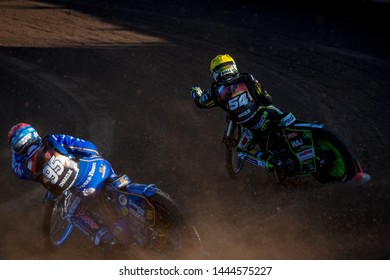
[210,54,238,81]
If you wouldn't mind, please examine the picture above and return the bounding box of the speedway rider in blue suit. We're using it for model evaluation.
[8,123,128,246]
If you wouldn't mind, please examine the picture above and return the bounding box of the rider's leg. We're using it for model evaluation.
[239,106,285,169]
[74,159,123,246]
[237,127,270,168]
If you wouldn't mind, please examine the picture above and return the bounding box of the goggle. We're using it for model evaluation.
[212,62,237,81]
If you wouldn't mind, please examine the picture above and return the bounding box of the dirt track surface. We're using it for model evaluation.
[1,0,390,259]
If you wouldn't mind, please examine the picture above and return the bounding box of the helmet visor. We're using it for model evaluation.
[212,62,237,81]
[11,128,40,155]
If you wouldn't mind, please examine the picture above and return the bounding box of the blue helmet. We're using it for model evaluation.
[7,123,41,155]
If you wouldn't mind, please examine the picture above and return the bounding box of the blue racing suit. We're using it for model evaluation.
[11,134,117,196]
[11,134,135,246]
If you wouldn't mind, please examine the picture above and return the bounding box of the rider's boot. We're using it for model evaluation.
[96,228,116,246]
[268,157,284,172]
[238,148,287,177]
[109,220,128,244]
[95,228,119,257]
[347,172,371,186]
[346,162,371,186]
[237,147,269,169]
[97,221,131,256]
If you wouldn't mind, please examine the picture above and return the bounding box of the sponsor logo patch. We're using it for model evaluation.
[297,148,315,162]
[99,164,106,178]
[261,119,270,131]
[253,111,268,130]
[80,162,96,188]
[79,213,99,230]
[291,138,304,148]
[58,169,73,188]
[238,109,251,118]
[119,194,127,206]
[287,132,298,139]
[281,113,296,127]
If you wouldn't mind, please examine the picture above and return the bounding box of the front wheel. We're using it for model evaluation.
[42,198,56,249]
[42,191,75,249]
[312,128,357,184]
[225,121,244,179]
[143,191,202,259]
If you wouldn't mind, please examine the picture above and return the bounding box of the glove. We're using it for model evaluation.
[82,187,96,197]
[191,86,203,100]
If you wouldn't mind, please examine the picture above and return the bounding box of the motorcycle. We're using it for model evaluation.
[42,175,203,259]
[223,112,370,186]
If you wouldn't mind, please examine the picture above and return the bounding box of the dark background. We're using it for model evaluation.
[0,0,389,259]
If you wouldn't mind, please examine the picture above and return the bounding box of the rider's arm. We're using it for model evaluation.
[248,74,273,106]
[51,134,101,158]
[191,85,218,108]
[11,152,33,180]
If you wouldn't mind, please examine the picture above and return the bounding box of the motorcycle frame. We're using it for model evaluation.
[51,183,162,247]
[225,118,322,176]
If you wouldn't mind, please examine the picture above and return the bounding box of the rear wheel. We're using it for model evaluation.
[312,129,357,183]
[143,192,202,259]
